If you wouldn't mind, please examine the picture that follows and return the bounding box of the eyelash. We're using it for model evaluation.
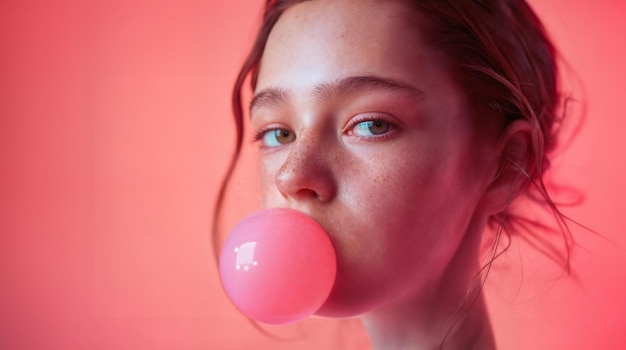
[252,114,397,146]
[252,128,270,144]
[251,125,292,147]
[344,114,397,140]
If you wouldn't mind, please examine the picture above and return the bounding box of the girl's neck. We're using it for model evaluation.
[361,215,496,350]
[361,293,495,350]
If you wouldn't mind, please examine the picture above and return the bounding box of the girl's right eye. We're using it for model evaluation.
[255,128,296,148]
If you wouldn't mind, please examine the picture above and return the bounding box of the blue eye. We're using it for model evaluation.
[259,128,295,147]
[352,120,392,137]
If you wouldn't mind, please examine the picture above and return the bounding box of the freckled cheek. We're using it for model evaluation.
[257,158,280,207]
[349,162,442,235]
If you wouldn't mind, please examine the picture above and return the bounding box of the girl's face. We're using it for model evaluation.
[251,0,500,317]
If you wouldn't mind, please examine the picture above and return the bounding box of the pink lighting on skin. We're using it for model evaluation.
[1,1,625,349]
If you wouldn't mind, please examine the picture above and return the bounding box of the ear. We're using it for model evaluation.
[478,119,540,215]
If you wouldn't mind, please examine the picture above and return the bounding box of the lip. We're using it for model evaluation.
[268,206,340,239]
[273,206,328,228]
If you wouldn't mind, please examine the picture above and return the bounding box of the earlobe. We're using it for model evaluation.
[480,119,541,214]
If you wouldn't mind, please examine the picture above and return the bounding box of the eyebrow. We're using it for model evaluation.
[249,75,424,113]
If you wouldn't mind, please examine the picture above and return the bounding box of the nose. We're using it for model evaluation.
[275,138,337,203]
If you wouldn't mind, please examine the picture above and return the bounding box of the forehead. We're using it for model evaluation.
[256,0,450,93]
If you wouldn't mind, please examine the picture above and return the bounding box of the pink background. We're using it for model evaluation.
[1,1,625,349]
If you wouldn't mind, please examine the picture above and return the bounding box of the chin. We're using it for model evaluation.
[313,285,383,319]
[315,301,363,319]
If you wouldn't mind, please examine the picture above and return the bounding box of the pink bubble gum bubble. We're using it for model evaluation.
[219,208,337,325]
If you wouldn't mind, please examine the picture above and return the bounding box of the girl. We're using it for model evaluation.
[216,0,572,348]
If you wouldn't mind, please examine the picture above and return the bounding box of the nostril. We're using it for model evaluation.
[274,144,337,203]
[275,166,336,203]
[279,187,320,201]
[301,189,321,200]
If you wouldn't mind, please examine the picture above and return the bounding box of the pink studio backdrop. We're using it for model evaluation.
[1,1,625,349]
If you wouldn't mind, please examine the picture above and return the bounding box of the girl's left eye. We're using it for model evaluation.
[255,128,295,148]
[351,119,393,137]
